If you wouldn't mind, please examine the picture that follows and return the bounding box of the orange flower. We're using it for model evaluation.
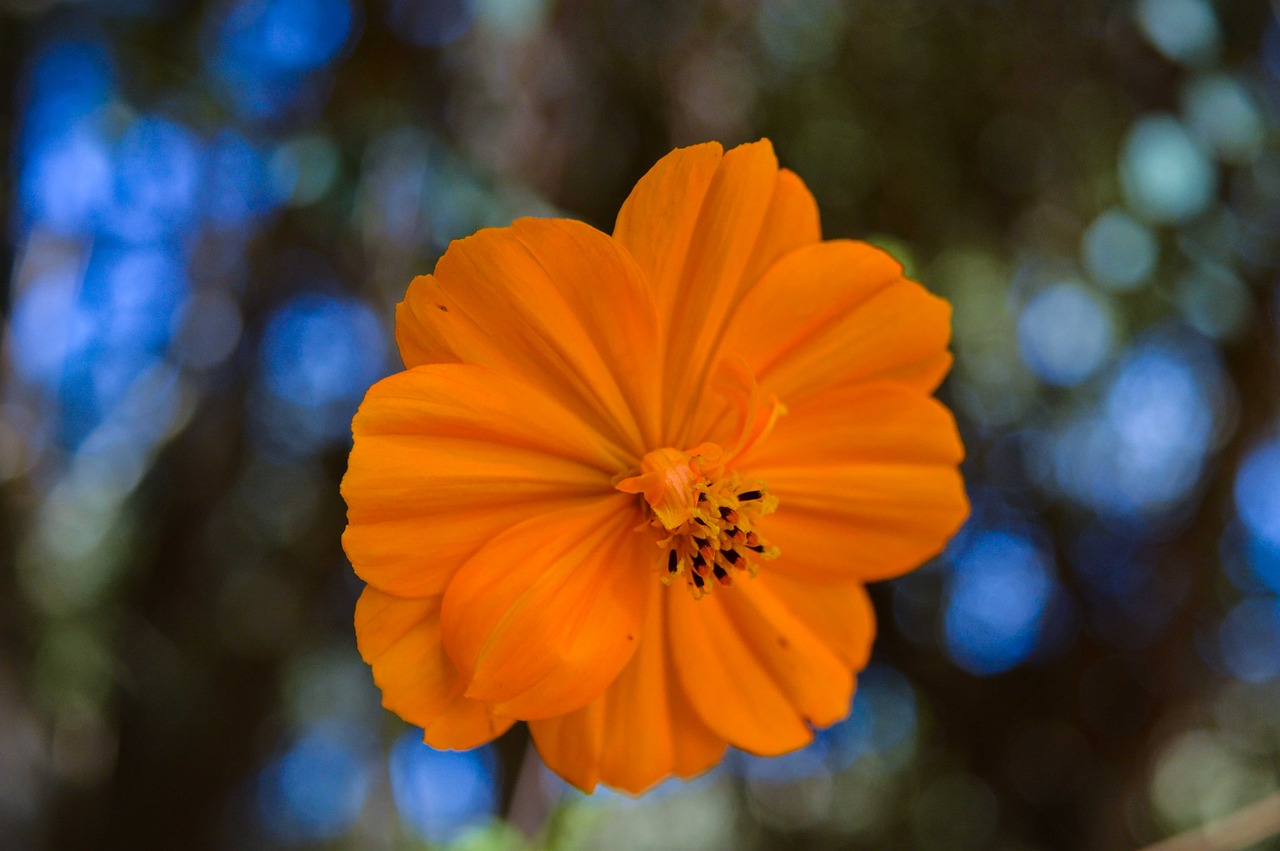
[342,140,967,793]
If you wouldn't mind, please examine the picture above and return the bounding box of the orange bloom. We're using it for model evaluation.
[342,140,968,793]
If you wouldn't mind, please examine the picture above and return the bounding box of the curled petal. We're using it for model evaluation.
[686,357,787,465]
[354,587,512,748]
[441,497,653,719]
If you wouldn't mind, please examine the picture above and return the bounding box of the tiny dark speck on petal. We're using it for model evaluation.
[777,635,790,649]
[627,634,635,641]
[437,304,448,311]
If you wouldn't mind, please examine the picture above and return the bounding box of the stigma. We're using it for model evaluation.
[616,444,780,598]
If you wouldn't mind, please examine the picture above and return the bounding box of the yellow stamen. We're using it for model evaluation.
[617,445,780,598]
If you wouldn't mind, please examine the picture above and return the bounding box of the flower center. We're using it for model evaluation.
[616,444,779,598]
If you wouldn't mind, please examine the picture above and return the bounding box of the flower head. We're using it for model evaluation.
[342,140,968,793]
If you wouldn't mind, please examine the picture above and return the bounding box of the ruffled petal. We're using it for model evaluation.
[441,497,653,720]
[342,364,620,598]
[668,577,853,756]
[355,587,512,748]
[721,240,953,406]
[395,218,663,453]
[742,383,969,582]
[528,585,726,793]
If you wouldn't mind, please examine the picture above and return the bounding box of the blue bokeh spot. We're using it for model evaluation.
[944,531,1055,675]
[388,731,497,844]
[257,726,372,843]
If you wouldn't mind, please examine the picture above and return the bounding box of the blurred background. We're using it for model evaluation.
[2,0,1280,848]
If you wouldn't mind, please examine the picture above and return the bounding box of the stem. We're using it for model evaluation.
[1139,790,1280,851]
[505,738,553,840]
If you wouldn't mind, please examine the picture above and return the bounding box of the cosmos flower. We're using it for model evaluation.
[343,140,967,793]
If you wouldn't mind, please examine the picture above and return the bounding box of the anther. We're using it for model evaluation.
[620,447,777,597]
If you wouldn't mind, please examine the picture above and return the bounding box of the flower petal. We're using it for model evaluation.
[613,141,725,317]
[750,573,877,670]
[528,585,726,793]
[395,218,663,453]
[743,383,969,582]
[745,381,964,469]
[615,146,820,323]
[526,699,606,792]
[441,497,653,720]
[741,168,823,287]
[660,141,780,444]
[423,697,516,751]
[355,587,513,748]
[614,141,827,445]
[722,240,953,405]
[668,577,854,756]
[342,364,620,598]
[355,588,458,722]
